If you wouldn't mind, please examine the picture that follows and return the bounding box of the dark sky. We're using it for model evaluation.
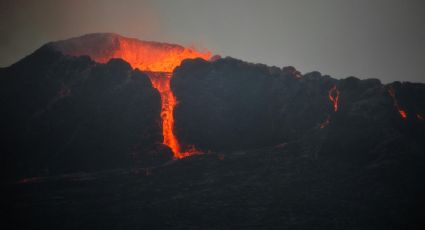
[1,0,424,83]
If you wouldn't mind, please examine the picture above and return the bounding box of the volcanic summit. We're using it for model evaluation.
[52,33,212,158]
[50,33,212,72]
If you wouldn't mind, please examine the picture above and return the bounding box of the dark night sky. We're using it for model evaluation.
[1,0,424,83]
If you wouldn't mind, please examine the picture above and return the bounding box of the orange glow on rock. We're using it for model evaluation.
[320,115,331,129]
[329,85,340,112]
[388,86,407,119]
[59,35,212,72]
[103,38,211,158]
[417,113,424,121]
[399,110,407,119]
[56,34,211,158]
[320,85,340,129]
[147,73,203,158]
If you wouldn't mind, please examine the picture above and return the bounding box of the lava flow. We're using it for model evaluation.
[115,40,212,158]
[320,85,340,129]
[388,86,407,119]
[320,115,331,129]
[148,72,200,158]
[54,33,212,158]
[329,85,340,112]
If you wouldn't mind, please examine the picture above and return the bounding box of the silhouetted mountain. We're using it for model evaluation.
[172,57,425,157]
[2,33,425,229]
[0,45,171,181]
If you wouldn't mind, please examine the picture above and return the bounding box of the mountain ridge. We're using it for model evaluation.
[2,33,425,229]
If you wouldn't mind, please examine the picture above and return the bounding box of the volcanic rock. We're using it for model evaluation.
[0,46,170,180]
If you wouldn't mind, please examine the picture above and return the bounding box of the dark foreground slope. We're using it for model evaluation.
[6,142,425,229]
[0,46,171,181]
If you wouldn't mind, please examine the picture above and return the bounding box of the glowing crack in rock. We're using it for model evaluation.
[320,115,331,129]
[388,86,407,119]
[328,85,340,112]
[320,85,340,129]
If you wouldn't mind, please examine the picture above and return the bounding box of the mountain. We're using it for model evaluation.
[171,58,425,156]
[2,33,425,229]
[0,45,171,180]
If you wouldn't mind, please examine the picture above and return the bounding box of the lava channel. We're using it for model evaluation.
[388,86,407,119]
[320,85,340,129]
[56,34,212,158]
[329,85,340,112]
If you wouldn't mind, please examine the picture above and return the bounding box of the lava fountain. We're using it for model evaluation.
[53,33,212,158]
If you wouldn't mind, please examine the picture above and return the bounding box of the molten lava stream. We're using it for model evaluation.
[320,85,340,129]
[55,34,212,158]
[148,74,198,159]
[328,85,340,112]
[388,86,407,119]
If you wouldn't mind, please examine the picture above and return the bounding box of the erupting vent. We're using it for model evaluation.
[53,33,212,158]
[53,33,211,72]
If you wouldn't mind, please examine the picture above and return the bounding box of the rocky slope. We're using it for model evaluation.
[0,46,171,181]
[2,33,425,229]
[171,57,425,159]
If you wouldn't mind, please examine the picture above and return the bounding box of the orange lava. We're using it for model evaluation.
[320,115,331,129]
[148,73,202,158]
[388,86,407,119]
[329,85,340,112]
[59,34,212,72]
[320,85,340,129]
[57,34,212,158]
[104,37,211,158]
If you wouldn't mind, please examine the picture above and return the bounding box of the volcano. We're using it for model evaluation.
[52,33,211,158]
[2,33,425,229]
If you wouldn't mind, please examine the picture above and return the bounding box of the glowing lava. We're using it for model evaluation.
[53,33,212,72]
[388,86,407,119]
[320,85,340,129]
[148,72,201,158]
[54,33,212,158]
[119,41,211,158]
[329,85,340,112]
[320,115,331,129]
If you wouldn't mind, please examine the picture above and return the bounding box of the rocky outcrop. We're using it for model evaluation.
[171,57,425,161]
[0,46,171,180]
